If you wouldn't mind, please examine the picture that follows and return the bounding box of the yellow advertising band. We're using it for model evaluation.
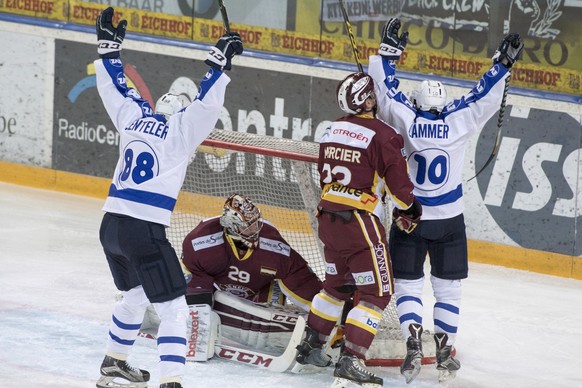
[1,161,580,280]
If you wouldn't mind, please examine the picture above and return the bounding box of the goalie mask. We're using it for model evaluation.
[155,93,190,119]
[220,193,263,248]
[336,72,376,115]
[411,80,447,113]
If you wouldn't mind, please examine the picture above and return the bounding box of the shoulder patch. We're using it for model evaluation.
[259,237,291,257]
[190,231,224,251]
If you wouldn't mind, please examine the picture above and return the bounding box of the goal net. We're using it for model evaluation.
[167,129,437,366]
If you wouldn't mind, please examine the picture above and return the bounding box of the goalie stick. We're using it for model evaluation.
[214,315,306,373]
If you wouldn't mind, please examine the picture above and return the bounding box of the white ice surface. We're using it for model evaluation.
[1,182,581,388]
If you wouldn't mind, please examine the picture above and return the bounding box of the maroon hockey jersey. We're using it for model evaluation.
[182,216,322,308]
[318,114,415,219]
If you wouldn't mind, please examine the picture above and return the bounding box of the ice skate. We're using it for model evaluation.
[434,333,460,382]
[331,352,383,388]
[400,323,423,384]
[295,327,332,367]
[159,383,182,388]
[96,355,150,388]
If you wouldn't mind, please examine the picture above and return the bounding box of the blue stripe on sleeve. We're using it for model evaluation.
[196,67,223,101]
[101,58,153,117]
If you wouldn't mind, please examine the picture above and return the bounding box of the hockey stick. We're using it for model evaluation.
[217,0,231,33]
[214,315,306,372]
[338,0,363,73]
[467,69,511,181]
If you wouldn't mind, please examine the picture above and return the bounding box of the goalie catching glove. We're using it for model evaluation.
[205,32,244,71]
[96,7,127,58]
[492,33,524,69]
[378,18,408,61]
[393,198,422,234]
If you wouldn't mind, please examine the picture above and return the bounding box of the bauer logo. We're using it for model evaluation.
[352,271,375,285]
[474,106,582,255]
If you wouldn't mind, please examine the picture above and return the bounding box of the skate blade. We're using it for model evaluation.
[401,360,421,384]
[438,369,457,383]
[330,377,382,388]
[96,376,148,388]
[289,362,326,374]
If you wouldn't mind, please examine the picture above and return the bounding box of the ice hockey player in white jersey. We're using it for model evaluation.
[93,7,243,388]
[368,18,523,384]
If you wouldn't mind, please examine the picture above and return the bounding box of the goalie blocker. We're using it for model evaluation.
[139,290,313,372]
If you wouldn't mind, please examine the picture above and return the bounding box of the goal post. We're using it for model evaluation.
[167,129,437,366]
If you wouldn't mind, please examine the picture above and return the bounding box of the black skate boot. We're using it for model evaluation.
[159,383,182,388]
[400,323,424,384]
[96,355,150,388]
[295,327,332,367]
[331,352,383,388]
[434,333,461,382]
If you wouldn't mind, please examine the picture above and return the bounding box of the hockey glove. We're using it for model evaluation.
[392,198,422,234]
[378,18,408,61]
[205,32,244,71]
[96,7,127,59]
[492,33,524,69]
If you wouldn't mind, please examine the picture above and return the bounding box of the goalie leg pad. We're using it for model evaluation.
[213,290,305,354]
[186,304,221,362]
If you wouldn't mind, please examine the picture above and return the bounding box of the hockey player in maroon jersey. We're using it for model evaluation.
[294,72,421,387]
[139,194,323,365]
[182,193,322,310]
[175,193,322,362]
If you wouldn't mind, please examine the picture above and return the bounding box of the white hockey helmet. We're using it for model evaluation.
[337,72,376,115]
[220,193,263,248]
[411,80,448,112]
[155,93,190,119]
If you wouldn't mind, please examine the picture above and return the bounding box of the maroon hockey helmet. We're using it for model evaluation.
[336,72,376,115]
[220,193,264,248]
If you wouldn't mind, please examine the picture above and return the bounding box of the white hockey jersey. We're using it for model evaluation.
[95,58,230,226]
[368,55,510,220]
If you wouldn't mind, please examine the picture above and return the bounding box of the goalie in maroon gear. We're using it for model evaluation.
[182,193,321,308]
